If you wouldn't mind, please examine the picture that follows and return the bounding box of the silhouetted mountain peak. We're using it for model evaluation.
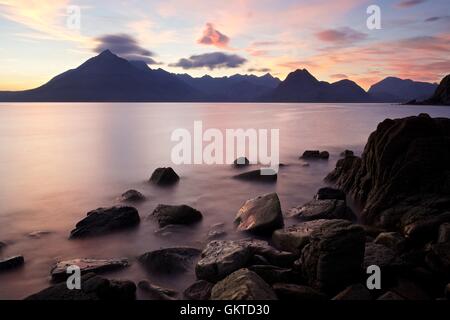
[129,60,151,71]
[285,69,319,84]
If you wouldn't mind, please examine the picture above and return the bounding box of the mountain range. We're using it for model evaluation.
[0,50,442,103]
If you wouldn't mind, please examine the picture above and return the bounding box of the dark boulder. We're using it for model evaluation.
[139,247,201,274]
[234,193,283,234]
[183,280,214,300]
[403,212,450,243]
[332,283,372,300]
[119,189,145,202]
[273,283,327,300]
[25,273,136,300]
[300,150,329,160]
[374,232,406,252]
[340,150,354,157]
[69,206,140,238]
[51,258,129,281]
[248,265,294,285]
[149,167,179,186]
[287,199,354,221]
[138,280,178,300]
[150,204,202,228]
[425,242,450,279]
[423,74,450,105]
[300,220,366,294]
[211,269,277,300]
[314,187,346,201]
[233,169,277,183]
[0,255,24,272]
[438,223,450,243]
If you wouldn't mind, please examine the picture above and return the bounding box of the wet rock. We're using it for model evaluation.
[234,193,283,234]
[287,199,354,221]
[364,243,402,274]
[272,283,326,300]
[332,283,372,300]
[438,223,450,243]
[138,280,177,300]
[211,269,277,300]
[250,254,270,265]
[403,212,450,243]
[69,206,140,239]
[183,280,214,300]
[233,169,277,183]
[314,187,346,201]
[196,240,252,282]
[272,219,330,255]
[151,204,202,228]
[139,247,201,274]
[377,291,404,300]
[374,232,406,252]
[51,258,129,282]
[27,231,52,239]
[233,157,250,167]
[300,150,329,160]
[340,150,354,157]
[0,255,24,272]
[149,167,179,186]
[238,239,296,267]
[248,265,294,285]
[119,189,145,202]
[300,220,365,294]
[25,273,136,300]
[425,242,450,279]
[326,115,450,228]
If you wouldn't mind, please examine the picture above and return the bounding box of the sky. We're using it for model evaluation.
[0,0,449,91]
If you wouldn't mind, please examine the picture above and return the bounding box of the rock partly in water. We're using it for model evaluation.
[272,283,327,300]
[300,150,329,160]
[272,219,330,255]
[233,169,278,183]
[326,114,450,228]
[25,273,136,300]
[119,189,145,202]
[211,269,277,300]
[183,280,214,300]
[238,239,297,267]
[314,187,346,201]
[139,247,201,274]
[51,258,129,281]
[374,232,406,252]
[332,283,372,300]
[149,167,180,186]
[340,150,354,157]
[300,220,366,294]
[138,280,178,300]
[150,204,202,228]
[233,157,250,167]
[234,193,283,234]
[0,255,24,272]
[69,206,140,239]
[287,199,354,221]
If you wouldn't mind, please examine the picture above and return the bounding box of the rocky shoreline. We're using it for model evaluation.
[1,114,449,300]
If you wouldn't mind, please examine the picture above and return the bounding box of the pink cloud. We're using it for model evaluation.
[315,27,367,44]
[197,23,230,48]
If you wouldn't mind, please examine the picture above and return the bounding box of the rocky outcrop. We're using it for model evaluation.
[183,280,214,300]
[423,74,450,105]
[314,187,346,201]
[287,199,354,221]
[51,258,129,281]
[149,167,180,186]
[210,269,277,300]
[300,150,329,160]
[0,255,24,272]
[300,220,366,294]
[326,114,450,229]
[139,247,201,274]
[69,206,140,238]
[150,204,202,227]
[234,193,283,234]
[25,273,136,300]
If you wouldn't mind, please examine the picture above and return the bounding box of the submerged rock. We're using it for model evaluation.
[119,189,145,202]
[314,187,346,201]
[300,220,366,294]
[138,247,201,274]
[0,255,24,272]
[332,283,372,300]
[273,283,327,300]
[25,273,136,300]
[234,193,283,234]
[211,269,277,300]
[150,204,202,228]
[138,280,178,300]
[183,280,214,300]
[272,219,330,255]
[69,206,140,239]
[233,169,278,183]
[287,199,353,221]
[300,150,329,160]
[51,258,129,281]
[149,167,180,186]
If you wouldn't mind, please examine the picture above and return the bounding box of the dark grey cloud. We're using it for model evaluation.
[424,15,450,22]
[248,67,271,73]
[170,52,247,70]
[396,0,427,8]
[95,34,159,64]
[197,23,230,48]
